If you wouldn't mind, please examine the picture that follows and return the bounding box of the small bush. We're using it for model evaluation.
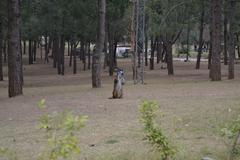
[221,114,240,160]
[139,101,175,160]
[0,148,17,160]
[38,99,88,160]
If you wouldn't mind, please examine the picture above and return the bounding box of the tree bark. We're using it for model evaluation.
[210,0,222,81]
[223,10,228,65]
[59,35,65,75]
[145,35,148,66]
[237,34,240,59]
[33,40,37,62]
[109,34,114,76]
[156,40,162,64]
[196,1,205,69]
[0,27,3,81]
[23,40,26,55]
[69,41,73,67]
[3,40,7,63]
[87,42,91,70]
[44,35,49,63]
[67,41,70,56]
[28,39,33,64]
[52,37,58,68]
[186,22,190,62]
[166,39,174,75]
[228,0,236,79]
[92,0,106,88]
[8,0,23,97]
[150,37,157,70]
[73,42,77,74]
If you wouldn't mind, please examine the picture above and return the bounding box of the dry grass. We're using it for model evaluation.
[0,56,240,160]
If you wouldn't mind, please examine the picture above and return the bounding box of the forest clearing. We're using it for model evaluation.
[1,0,240,159]
[1,56,240,160]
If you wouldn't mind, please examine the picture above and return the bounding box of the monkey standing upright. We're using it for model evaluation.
[112,69,125,99]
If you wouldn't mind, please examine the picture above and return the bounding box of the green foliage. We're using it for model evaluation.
[37,100,87,160]
[0,148,18,160]
[139,101,175,160]
[220,114,240,159]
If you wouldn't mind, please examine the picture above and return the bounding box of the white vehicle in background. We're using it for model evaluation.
[116,45,131,58]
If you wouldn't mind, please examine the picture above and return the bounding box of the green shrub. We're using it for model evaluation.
[139,101,175,160]
[38,99,87,160]
[221,115,240,160]
[0,148,17,160]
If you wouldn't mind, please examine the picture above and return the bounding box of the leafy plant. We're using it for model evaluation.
[37,99,87,160]
[139,101,175,160]
[0,148,18,160]
[220,114,240,160]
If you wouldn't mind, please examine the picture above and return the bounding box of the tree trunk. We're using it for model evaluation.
[44,35,49,63]
[103,21,109,69]
[228,0,236,79]
[23,40,26,55]
[166,40,174,75]
[145,35,148,66]
[73,42,77,74]
[67,41,70,56]
[3,40,7,63]
[28,39,33,64]
[0,28,3,81]
[186,22,190,62]
[210,0,222,81]
[80,40,84,61]
[223,11,228,65]
[113,39,118,67]
[52,37,58,68]
[83,42,86,71]
[69,41,73,67]
[87,42,91,70]
[92,0,106,88]
[156,40,162,64]
[33,40,37,62]
[196,1,205,69]
[150,37,157,70]
[8,0,23,97]
[237,34,240,59]
[109,35,114,76]
[60,35,65,75]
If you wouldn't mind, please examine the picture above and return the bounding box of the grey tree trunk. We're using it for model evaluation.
[0,27,3,81]
[52,37,58,68]
[150,37,157,70]
[210,0,222,81]
[186,23,190,62]
[196,0,205,69]
[145,35,148,66]
[223,10,228,65]
[166,40,173,75]
[109,35,114,76]
[73,43,77,74]
[8,0,23,97]
[28,39,33,64]
[228,0,236,79]
[44,35,49,63]
[92,0,106,88]
[59,35,65,75]
[237,34,240,59]
[23,40,26,55]
[87,42,91,70]
[3,40,7,63]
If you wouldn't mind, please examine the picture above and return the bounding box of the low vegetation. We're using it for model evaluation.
[139,101,175,160]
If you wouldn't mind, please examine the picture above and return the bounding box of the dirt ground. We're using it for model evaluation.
[1,56,240,160]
